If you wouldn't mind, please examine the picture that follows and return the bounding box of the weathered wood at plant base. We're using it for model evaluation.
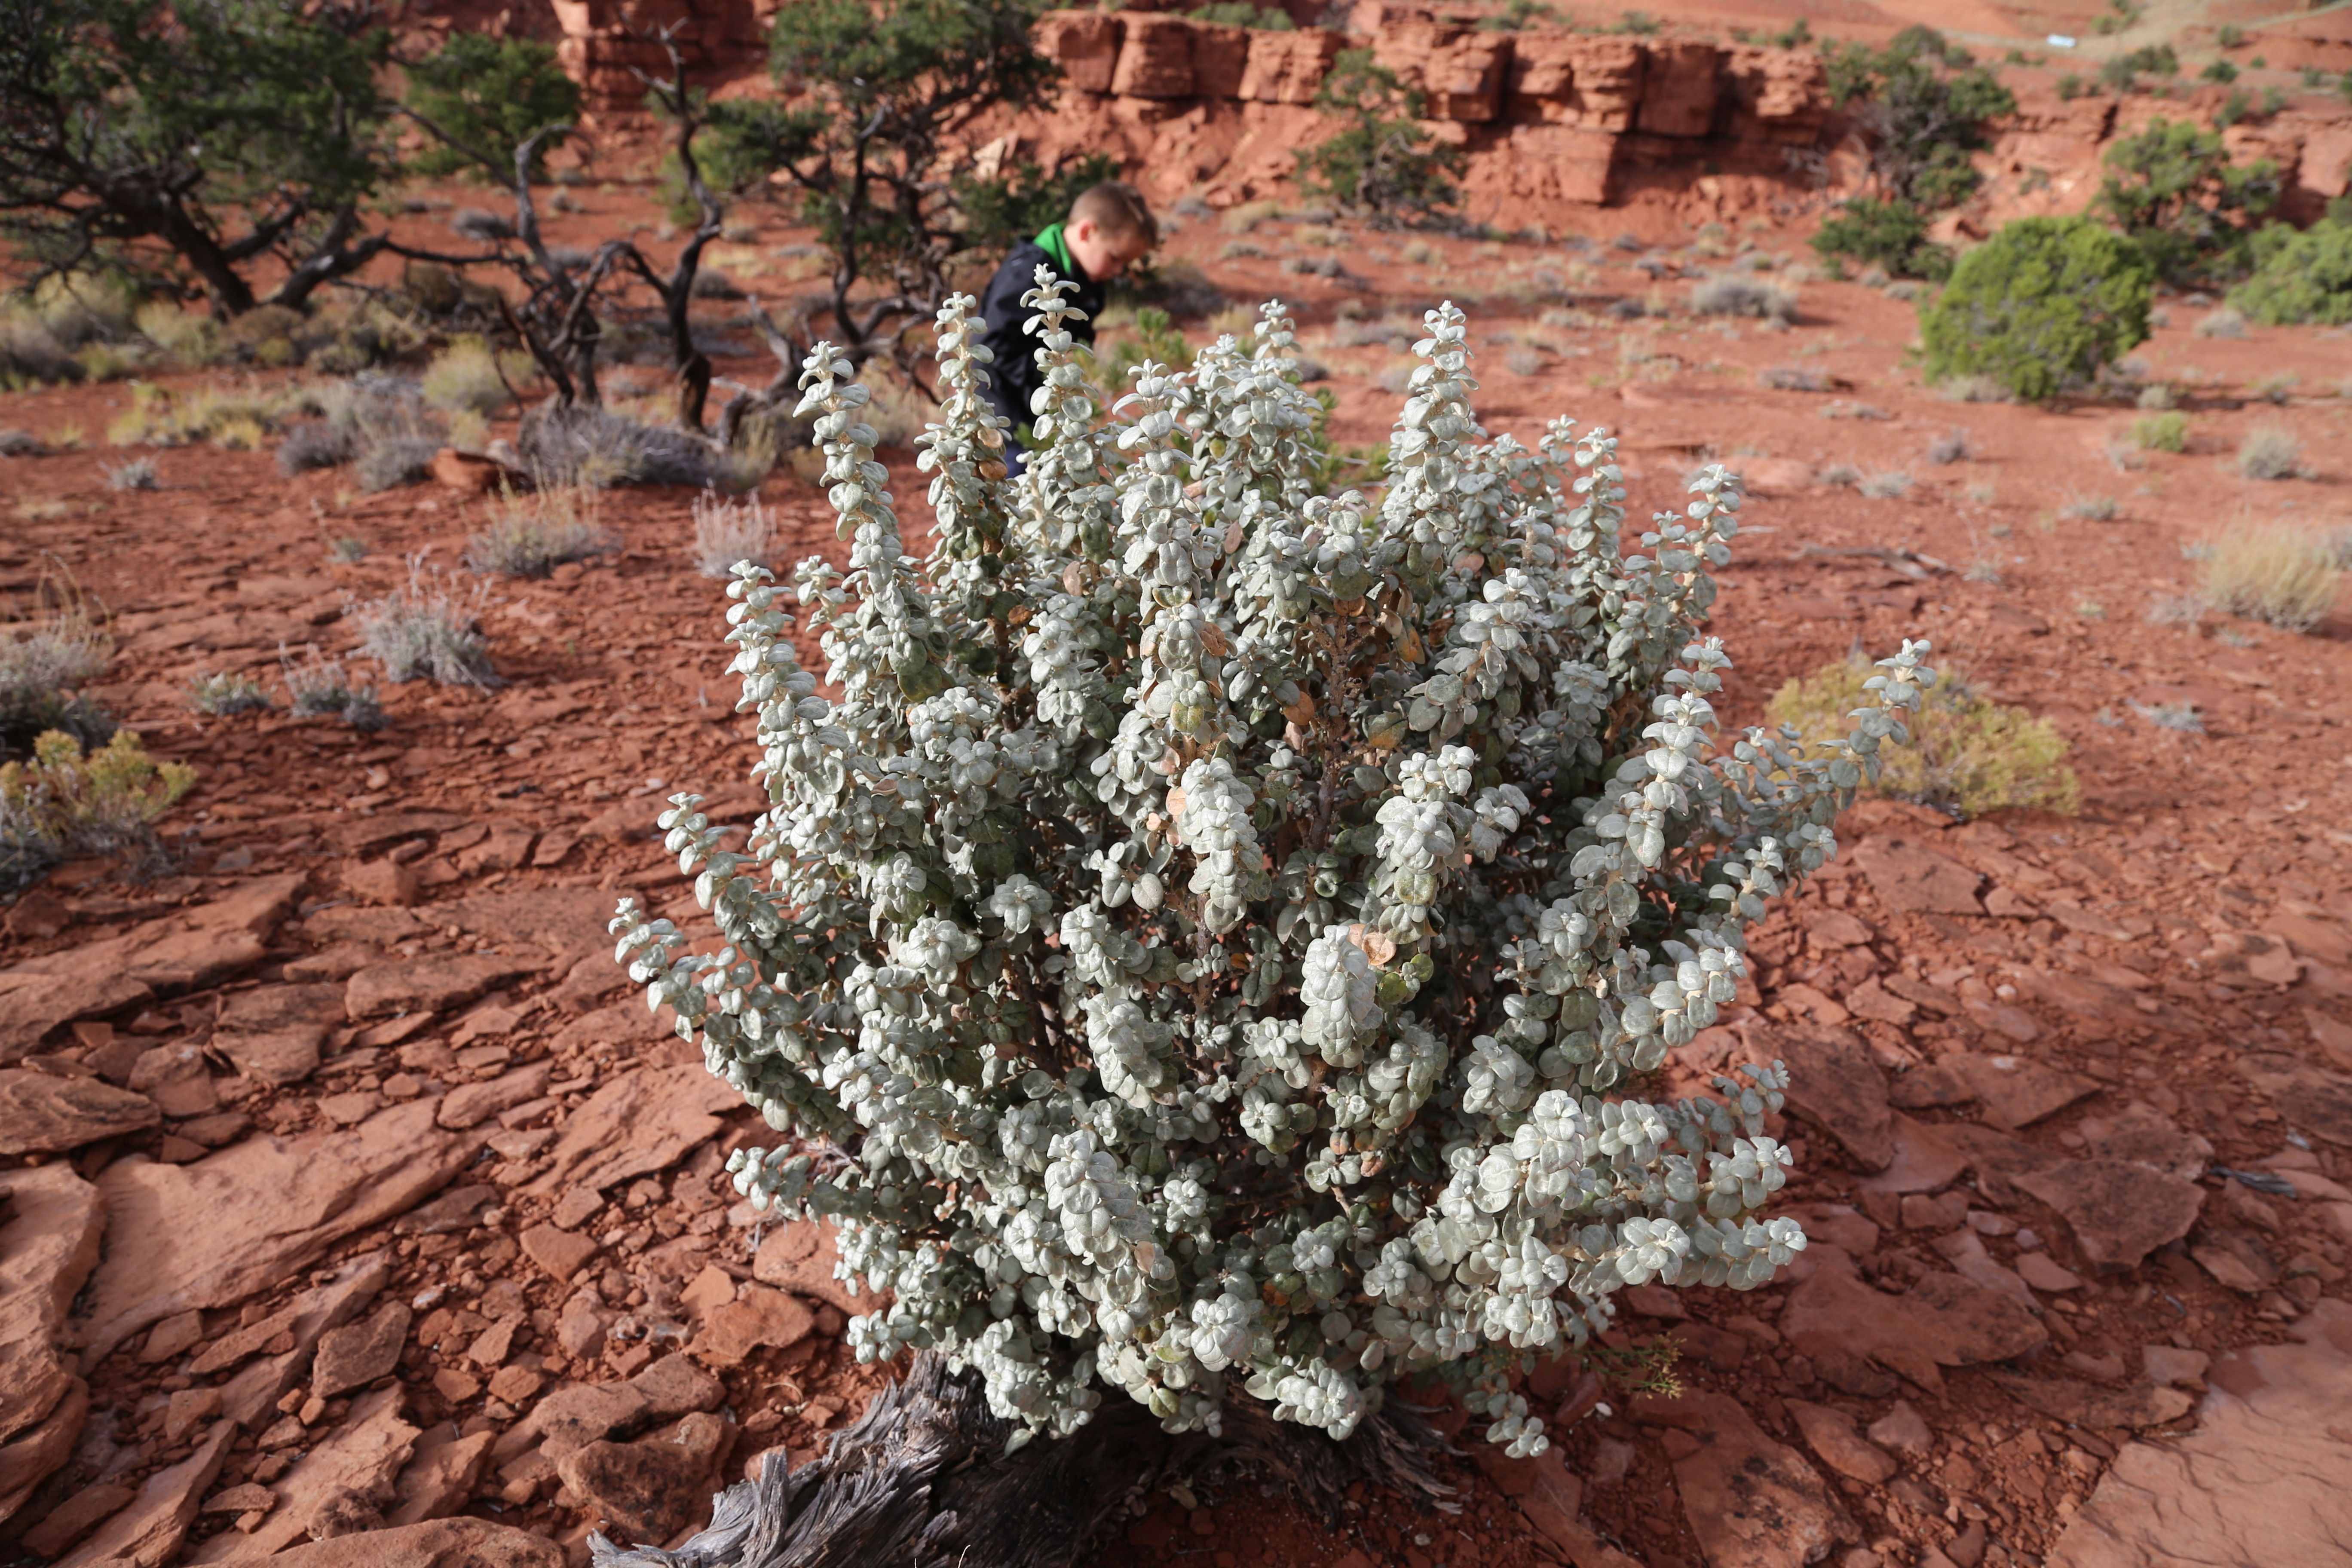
[587,1352,1452,1567]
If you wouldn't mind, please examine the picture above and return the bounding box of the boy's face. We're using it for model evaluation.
[1068,217,1152,281]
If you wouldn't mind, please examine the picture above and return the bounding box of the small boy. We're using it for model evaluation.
[976,180,1158,462]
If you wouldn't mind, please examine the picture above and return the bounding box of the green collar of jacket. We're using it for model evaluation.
[1034,222,1086,283]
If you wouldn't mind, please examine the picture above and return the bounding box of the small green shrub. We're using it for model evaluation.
[1187,2,1295,26]
[1920,217,2153,401]
[1475,0,1562,29]
[2098,43,2177,92]
[0,728,195,864]
[1810,198,1952,281]
[404,35,582,182]
[1296,51,1465,218]
[2196,522,2340,630]
[2131,410,2187,450]
[1768,655,2079,818]
[1825,30,2014,215]
[2229,217,2352,326]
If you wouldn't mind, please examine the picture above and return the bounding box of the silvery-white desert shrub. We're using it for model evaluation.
[615,283,1934,1459]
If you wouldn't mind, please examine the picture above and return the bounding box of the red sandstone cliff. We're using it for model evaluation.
[391,0,2352,226]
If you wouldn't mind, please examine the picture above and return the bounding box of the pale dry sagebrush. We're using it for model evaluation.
[692,487,776,580]
[612,282,1935,1458]
[350,557,499,687]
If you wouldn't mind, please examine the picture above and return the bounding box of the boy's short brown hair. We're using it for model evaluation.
[1070,180,1158,246]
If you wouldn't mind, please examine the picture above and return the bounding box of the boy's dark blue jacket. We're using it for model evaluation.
[975,224,1104,440]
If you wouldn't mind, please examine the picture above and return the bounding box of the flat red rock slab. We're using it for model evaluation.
[2013,1158,2206,1272]
[1752,1022,1893,1171]
[1852,835,1984,916]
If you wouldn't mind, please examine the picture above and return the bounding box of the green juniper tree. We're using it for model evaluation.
[1297,51,1467,221]
[1920,215,2152,400]
[0,0,395,314]
[401,33,582,184]
[1813,27,2015,279]
[683,0,1059,372]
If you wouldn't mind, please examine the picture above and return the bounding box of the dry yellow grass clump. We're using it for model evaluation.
[1767,655,2080,819]
[2196,521,2342,633]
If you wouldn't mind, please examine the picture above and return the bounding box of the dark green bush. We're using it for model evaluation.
[1815,27,2013,279]
[2096,117,2278,284]
[1,0,392,315]
[2228,217,2352,325]
[2098,44,2177,91]
[1920,216,2153,401]
[1826,28,2015,212]
[685,0,1057,366]
[405,35,581,182]
[1476,0,1562,30]
[1188,2,1294,25]
[1811,196,1953,281]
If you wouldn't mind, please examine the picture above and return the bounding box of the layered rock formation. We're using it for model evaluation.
[1031,4,1825,141]
[523,0,1830,217]
[1009,5,1831,215]
[548,0,779,109]
[451,0,2352,227]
